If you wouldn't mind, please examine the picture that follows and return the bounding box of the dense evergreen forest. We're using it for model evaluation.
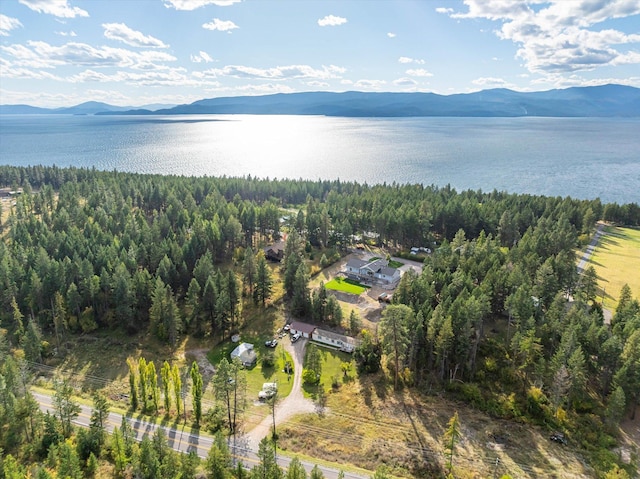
[0,165,639,478]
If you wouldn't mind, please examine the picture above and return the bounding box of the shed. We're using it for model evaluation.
[230,342,257,367]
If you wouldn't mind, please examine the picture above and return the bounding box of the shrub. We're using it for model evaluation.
[302,368,320,385]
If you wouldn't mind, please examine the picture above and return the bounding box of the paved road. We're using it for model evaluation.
[33,390,368,479]
[577,223,604,273]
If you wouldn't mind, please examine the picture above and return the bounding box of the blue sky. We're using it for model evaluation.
[1,0,639,107]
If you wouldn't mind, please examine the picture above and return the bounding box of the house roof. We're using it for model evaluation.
[289,321,317,335]
[231,343,256,362]
[264,240,285,253]
[380,267,398,277]
[314,328,356,345]
[346,258,367,269]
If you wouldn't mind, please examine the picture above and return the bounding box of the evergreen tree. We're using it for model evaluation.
[380,304,412,390]
[243,246,257,296]
[254,254,273,308]
[443,411,461,476]
[205,432,232,479]
[291,263,310,317]
[286,457,307,479]
[53,378,80,437]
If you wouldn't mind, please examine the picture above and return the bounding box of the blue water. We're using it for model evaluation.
[1,114,639,204]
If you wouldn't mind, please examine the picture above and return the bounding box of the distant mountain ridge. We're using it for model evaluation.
[0,101,174,115]
[2,85,639,117]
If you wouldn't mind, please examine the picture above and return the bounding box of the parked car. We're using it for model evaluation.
[264,339,278,348]
[550,432,567,445]
[291,332,301,342]
[283,324,291,332]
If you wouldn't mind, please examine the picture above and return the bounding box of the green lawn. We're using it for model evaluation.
[325,277,367,295]
[387,259,404,269]
[587,226,640,311]
[302,345,355,398]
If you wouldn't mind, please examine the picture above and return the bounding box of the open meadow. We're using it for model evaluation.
[587,226,640,311]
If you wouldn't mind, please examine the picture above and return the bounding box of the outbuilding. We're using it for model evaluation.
[230,342,257,367]
[289,321,316,339]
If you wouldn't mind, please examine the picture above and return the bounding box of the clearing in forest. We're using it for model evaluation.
[587,226,640,310]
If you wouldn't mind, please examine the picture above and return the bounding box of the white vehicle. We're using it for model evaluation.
[258,382,277,400]
[291,332,301,342]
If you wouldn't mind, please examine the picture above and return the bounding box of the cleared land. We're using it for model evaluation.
[324,277,368,295]
[586,226,640,310]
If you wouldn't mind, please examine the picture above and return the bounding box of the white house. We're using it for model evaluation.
[313,328,358,353]
[230,342,257,367]
[344,258,400,285]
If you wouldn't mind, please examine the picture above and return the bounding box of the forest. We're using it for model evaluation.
[0,164,639,478]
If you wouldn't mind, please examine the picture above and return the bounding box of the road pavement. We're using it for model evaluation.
[33,390,368,479]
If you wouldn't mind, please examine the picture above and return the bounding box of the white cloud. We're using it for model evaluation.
[196,64,344,80]
[448,0,640,73]
[354,79,386,89]
[393,77,418,86]
[205,83,295,96]
[0,14,23,36]
[202,18,239,32]
[1,40,176,69]
[318,15,347,27]
[164,0,241,10]
[406,68,433,77]
[18,0,88,18]
[387,32,396,38]
[307,80,329,88]
[103,23,169,48]
[471,77,516,88]
[435,7,454,14]
[398,56,425,64]
[55,30,77,37]
[191,51,215,63]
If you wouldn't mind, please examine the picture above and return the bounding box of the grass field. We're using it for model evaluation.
[325,277,367,295]
[587,226,640,311]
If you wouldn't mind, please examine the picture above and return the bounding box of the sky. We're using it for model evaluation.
[0,0,639,108]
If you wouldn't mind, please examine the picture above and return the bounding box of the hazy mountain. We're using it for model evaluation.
[108,84,640,117]
[0,101,175,115]
[3,85,639,117]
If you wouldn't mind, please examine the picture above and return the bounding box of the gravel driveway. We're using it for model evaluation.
[246,336,315,449]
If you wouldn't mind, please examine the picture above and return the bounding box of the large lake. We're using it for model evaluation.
[1,114,638,204]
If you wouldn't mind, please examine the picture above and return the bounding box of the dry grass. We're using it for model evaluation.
[277,374,594,478]
[587,226,640,311]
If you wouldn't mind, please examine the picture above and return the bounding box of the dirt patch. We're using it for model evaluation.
[184,348,216,382]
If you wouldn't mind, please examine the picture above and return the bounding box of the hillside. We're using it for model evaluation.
[2,84,639,117]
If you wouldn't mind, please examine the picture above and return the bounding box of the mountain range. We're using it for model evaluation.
[2,84,639,117]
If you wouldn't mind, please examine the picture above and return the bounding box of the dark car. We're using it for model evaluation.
[264,339,278,348]
[550,432,567,445]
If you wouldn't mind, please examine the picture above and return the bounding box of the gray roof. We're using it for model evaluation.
[346,258,367,269]
[314,328,356,345]
[380,267,398,276]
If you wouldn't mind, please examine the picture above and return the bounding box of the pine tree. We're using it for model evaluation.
[286,457,307,479]
[443,411,460,476]
[53,379,80,437]
[380,304,412,390]
[254,253,274,308]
